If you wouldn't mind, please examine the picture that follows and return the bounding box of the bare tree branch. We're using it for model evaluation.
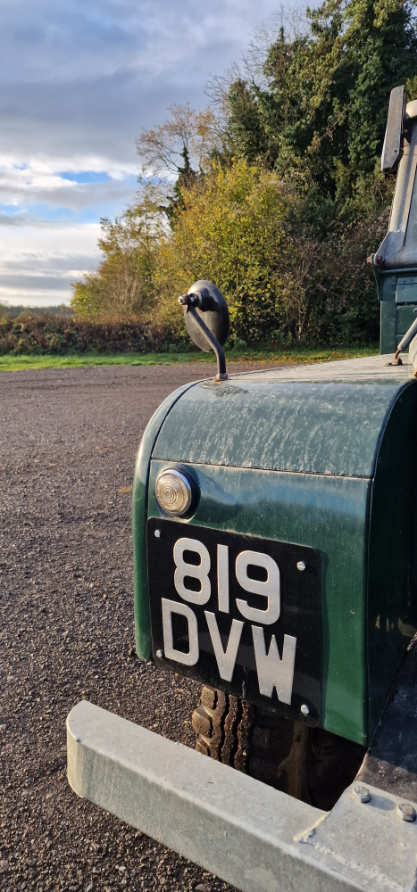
[136,103,220,177]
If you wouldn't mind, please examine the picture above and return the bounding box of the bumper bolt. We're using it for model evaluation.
[297,561,306,571]
[154,529,161,538]
[300,704,309,716]
[156,649,164,659]
[397,803,416,822]
[353,785,371,803]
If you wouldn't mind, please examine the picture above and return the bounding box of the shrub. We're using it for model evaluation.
[0,313,182,356]
[156,159,296,343]
[155,159,382,345]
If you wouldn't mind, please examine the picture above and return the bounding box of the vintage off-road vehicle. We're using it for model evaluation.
[67,87,417,892]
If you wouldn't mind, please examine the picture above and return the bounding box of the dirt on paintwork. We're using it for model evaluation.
[0,360,268,892]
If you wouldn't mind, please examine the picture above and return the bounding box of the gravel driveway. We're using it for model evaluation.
[0,361,266,892]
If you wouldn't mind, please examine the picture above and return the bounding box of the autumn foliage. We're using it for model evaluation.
[70,0,417,348]
[0,313,178,356]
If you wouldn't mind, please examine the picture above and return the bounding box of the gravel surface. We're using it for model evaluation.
[0,361,267,892]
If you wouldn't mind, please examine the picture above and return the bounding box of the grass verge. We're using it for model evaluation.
[0,345,379,373]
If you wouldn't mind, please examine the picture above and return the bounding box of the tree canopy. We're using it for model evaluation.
[219,0,417,217]
[71,196,163,319]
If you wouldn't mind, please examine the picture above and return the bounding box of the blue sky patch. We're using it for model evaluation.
[58,171,112,184]
[0,204,22,215]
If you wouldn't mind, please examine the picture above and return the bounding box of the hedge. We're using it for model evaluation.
[0,314,187,356]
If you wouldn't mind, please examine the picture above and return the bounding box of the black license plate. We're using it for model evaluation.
[147,519,322,724]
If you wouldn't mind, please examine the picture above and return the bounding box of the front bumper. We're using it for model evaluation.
[67,700,417,892]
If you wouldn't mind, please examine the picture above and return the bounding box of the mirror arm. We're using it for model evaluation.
[188,306,228,381]
[179,293,227,380]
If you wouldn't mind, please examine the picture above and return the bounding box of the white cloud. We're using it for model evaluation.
[0,221,101,306]
[0,0,287,166]
[0,0,303,305]
[0,161,137,211]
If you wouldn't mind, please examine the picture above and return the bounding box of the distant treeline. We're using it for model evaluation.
[0,305,74,320]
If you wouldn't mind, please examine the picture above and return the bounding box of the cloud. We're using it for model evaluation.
[0,0,285,165]
[0,0,300,305]
[0,221,101,305]
[0,162,138,213]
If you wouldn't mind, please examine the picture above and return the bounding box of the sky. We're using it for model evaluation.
[0,0,295,308]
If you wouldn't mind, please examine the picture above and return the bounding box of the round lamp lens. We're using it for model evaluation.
[155,469,193,516]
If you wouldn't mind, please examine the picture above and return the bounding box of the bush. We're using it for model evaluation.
[0,313,182,356]
[156,159,296,343]
[71,198,164,320]
[155,159,382,346]
[67,163,384,350]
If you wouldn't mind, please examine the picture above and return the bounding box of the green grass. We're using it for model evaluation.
[0,345,379,373]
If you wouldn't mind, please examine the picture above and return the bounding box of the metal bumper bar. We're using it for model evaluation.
[67,701,417,892]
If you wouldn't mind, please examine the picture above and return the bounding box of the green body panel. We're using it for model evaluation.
[367,382,417,734]
[377,271,417,354]
[132,382,199,659]
[380,289,396,355]
[132,356,417,743]
[396,304,417,342]
[396,276,417,302]
[153,377,405,478]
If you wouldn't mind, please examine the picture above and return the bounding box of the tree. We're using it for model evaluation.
[136,104,221,223]
[163,146,199,225]
[155,157,383,345]
[216,0,417,218]
[136,103,218,177]
[71,0,414,342]
[71,194,163,319]
[155,159,297,341]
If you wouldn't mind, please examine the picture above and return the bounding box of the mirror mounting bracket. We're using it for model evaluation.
[178,292,228,381]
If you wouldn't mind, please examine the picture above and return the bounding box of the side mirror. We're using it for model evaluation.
[179,280,229,380]
[381,85,407,173]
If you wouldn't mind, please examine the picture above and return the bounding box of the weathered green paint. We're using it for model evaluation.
[133,356,417,744]
[396,304,417,342]
[396,276,417,302]
[132,382,199,659]
[148,461,370,744]
[380,298,396,355]
[152,363,411,478]
[376,270,417,354]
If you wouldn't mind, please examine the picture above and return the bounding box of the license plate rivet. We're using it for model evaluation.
[154,529,161,538]
[300,703,309,716]
[156,649,164,659]
[297,561,306,571]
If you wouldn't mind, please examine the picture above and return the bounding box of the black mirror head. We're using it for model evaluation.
[180,280,229,352]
